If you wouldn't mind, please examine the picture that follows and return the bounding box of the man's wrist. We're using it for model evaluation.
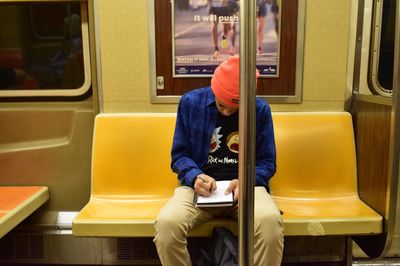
[191,174,203,186]
[197,174,208,183]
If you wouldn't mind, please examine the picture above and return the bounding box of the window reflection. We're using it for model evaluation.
[0,2,85,91]
[377,0,395,91]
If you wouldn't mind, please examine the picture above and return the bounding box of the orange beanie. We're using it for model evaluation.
[211,56,260,108]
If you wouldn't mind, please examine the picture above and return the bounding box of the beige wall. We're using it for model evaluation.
[98,0,351,113]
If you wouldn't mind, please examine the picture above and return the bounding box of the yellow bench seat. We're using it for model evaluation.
[73,112,382,237]
[275,196,382,235]
[73,196,237,237]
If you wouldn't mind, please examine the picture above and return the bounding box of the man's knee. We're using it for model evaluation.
[154,214,189,244]
[254,211,283,243]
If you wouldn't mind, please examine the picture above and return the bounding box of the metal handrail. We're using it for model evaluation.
[238,0,257,265]
[382,0,400,257]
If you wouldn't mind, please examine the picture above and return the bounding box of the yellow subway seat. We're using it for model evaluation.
[72,112,382,237]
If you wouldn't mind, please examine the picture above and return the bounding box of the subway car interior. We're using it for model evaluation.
[1,0,400,265]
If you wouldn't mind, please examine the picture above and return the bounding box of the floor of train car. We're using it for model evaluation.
[4,258,400,265]
[0,259,400,266]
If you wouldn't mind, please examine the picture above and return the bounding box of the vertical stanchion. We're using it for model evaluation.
[238,0,257,265]
[384,0,400,256]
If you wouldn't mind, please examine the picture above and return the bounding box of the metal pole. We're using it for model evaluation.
[382,0,400,256]
[238,0,257,265]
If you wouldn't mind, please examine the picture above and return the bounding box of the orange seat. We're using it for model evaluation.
[0,186,49,238]
[72,112,382,237]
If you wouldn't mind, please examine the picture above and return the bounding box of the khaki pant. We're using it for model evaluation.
[154,186,284,266]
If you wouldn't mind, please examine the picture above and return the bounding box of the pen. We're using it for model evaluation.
[198,175,208,183]
[198,175,213,192]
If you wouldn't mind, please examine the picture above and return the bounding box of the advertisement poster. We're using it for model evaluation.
[173,0,280,77]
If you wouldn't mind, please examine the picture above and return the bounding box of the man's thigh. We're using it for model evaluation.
[225,187,281,220]
[157,186,214,229]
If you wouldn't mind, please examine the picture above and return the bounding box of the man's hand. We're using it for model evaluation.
[225,179,239,201]
[194,174,217,196]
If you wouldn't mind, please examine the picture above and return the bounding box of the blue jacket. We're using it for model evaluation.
[171,87,276,189]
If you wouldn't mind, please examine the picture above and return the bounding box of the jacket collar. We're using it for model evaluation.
[205,86,216,107]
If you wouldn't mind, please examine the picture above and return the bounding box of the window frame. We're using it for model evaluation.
[368,0,395,97]
[0,0,91,98]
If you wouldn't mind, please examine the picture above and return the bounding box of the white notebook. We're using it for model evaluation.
[194,180,234,207]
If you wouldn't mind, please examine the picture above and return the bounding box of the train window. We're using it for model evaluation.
[0,1,91,97]
[150,0,305,103]
[369,0,395,96]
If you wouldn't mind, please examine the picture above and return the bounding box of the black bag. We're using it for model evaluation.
[197,227,238,266]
